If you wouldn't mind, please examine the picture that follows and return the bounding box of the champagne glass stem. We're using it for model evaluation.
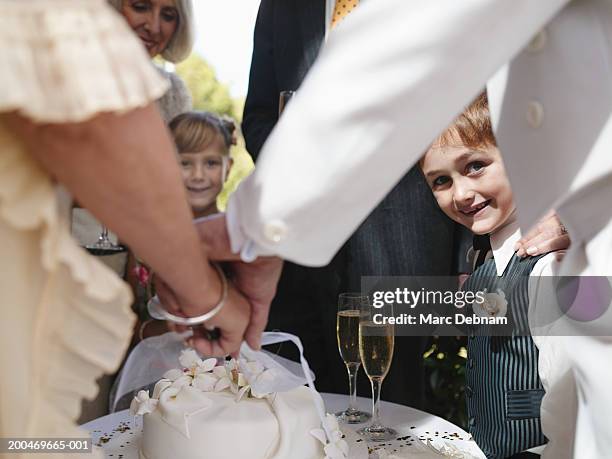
[346,362,360,413]
[370,377,384,428]
[101,227,109,243]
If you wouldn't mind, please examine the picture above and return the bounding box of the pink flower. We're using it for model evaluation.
[133,264,150,286]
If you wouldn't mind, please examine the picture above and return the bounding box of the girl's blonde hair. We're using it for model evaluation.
[169,111,235,154]
[108,0,194,63]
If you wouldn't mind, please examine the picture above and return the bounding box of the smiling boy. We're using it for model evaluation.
[420,93,549,459]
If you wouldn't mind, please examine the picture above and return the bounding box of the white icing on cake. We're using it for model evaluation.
[139,386,322,459]
[131,349,335,459]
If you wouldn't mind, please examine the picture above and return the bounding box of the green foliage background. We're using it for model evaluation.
[175,53,254,208]
[423,336,468,428]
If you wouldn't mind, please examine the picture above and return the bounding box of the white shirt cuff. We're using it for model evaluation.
[226,195,258,263]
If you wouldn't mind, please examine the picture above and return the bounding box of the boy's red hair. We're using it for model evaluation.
[435,92,496,149]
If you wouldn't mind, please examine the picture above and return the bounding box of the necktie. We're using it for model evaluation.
[473,234,492,269]
[331,0,359,29]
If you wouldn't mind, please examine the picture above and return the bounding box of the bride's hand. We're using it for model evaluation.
[186,284,250,357]
[155,274,251,357]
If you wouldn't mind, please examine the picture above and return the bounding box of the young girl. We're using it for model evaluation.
[420,93,550,459]
[131,112,235,341]
[169,111,235,218]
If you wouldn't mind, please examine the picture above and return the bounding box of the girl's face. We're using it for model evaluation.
[121,0,178,58]
[421,137,515,235]
[179,138,230,218]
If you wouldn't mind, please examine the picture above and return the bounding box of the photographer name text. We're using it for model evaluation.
[373,313,507,326]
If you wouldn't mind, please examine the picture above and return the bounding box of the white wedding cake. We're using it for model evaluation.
[130,349,348,459]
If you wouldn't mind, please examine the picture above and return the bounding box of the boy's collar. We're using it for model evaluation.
[490,219,521,276]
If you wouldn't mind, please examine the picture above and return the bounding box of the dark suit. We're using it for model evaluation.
[243,0,471,406]
[243,0,326,155]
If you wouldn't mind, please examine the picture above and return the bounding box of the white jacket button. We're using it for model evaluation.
[526,101,544,128]
[527,29,547,53]
[263,220,288,243]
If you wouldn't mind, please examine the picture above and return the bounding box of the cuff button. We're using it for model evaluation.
[263,220,288,243]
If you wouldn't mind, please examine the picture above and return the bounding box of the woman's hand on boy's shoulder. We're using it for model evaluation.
[515,210,571,257]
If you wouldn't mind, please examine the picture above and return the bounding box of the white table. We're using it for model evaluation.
[82,393,484,458]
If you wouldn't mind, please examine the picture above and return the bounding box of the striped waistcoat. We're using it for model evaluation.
[463,254,546,459]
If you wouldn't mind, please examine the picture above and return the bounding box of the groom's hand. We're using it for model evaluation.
[195,214,283,350]
[230,257,283,350]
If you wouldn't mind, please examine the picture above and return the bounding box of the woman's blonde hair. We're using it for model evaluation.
[108,0,194,63]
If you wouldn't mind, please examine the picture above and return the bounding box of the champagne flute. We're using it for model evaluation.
[72,203,126,255]
[86,226,126,255]
[335,293,371,423]
[358,299,397,441]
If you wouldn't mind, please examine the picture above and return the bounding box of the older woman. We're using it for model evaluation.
[108,0,194,121]
[0,0,251,450]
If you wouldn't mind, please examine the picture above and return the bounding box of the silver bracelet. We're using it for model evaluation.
[147,263,228,326]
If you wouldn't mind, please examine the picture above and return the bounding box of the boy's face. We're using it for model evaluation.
[178,138,230,217]
[421,137,515,235]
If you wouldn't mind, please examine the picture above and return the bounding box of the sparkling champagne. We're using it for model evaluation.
[337,310,361,364]
[359,321,394,379]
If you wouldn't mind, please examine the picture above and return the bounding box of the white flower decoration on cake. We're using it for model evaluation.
[212,365,231,392]
[310,414,349,459]
[472,288,507,318]
[152,379,172,399]
[210,357,277,401]
[162,367,192,392]
[163,368,184,381]
[177,349,217,377]
[178,349,201,368]
[241,360,277,399]
[217,358,247,401]
[192,372,218,392]
[130,390,158,416]
[131,349,281,417]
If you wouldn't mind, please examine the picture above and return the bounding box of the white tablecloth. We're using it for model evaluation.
[323,393,484,458]
[82,393,485,458]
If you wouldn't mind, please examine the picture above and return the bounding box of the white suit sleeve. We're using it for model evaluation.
[228,0,569,266]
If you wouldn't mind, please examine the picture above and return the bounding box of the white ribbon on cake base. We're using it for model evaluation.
[254,332,331,441]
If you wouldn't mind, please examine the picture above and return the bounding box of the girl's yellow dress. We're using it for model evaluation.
[0,1,168,457]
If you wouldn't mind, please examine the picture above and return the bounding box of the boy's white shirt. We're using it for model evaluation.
[487,220,574,458]
[489,220,523,276]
